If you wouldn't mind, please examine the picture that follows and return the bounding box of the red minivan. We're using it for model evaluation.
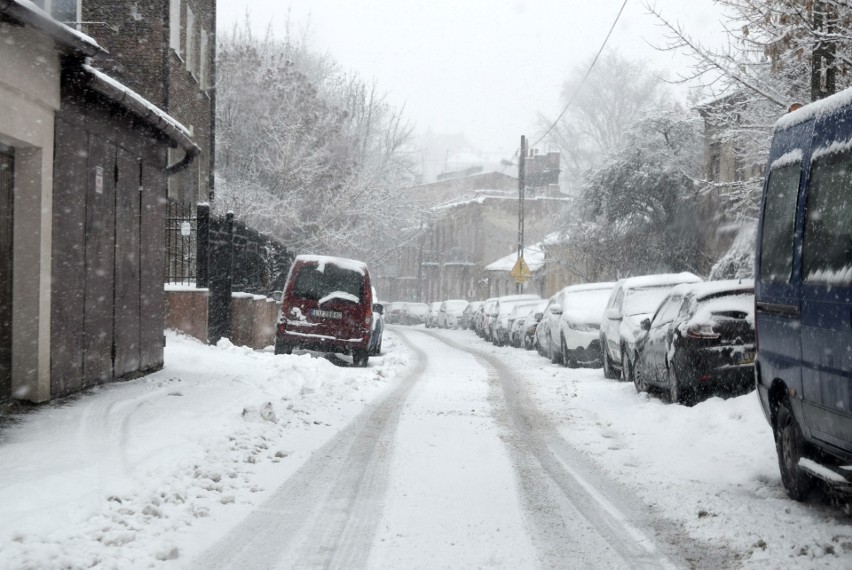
[275,255,376,366]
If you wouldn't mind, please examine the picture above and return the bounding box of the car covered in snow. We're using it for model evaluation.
[507,300,544,348]
[600,272,702,382]
[550,282,616,367]
[437,299,469,329]
[521,300,548,350]
[633,280,755,405]
[401,302,429,325]
[425,301,442,328]
[275,255,376,366]
[491,294,540,346]
[462,301,483,330]
[368,287,384,356]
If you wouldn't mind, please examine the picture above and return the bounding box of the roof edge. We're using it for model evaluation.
[0,0,102,57]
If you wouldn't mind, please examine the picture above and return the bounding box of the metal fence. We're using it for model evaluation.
[165,200,196,285]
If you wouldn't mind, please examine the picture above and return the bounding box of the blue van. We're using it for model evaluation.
[755,88,852,500]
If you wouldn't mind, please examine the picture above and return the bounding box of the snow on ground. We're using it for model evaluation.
[0,331,408,569]
[0,327,850,568]
[435,329,852,569]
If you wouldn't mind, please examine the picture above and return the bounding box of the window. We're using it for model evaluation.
[185,6,196,74]
[802,148,852,283]
[654,295,683,326]
[759,163,801,282]
[199,29,209,90]
[169,0,181,53]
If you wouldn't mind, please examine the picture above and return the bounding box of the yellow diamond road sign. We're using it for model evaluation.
[510,256,532,283]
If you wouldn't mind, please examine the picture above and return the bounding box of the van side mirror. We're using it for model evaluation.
[641,318,651,331]
[534,312,543,321]
[272,290,283,302]
[606,308,621,320]
[550,303,563,316]
[373,303,384,315]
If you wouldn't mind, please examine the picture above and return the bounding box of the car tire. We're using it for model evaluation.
[274,340,293,355]
[667,363,693,406]
[775,398,814,501]
[621,349,633,384]
[634,361,648,393]
[601,338,619,379]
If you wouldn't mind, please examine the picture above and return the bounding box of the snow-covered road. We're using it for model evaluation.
[0,327,851,569]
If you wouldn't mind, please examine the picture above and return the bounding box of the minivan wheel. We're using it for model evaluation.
[562,337,578,368]
[352,350,369,367]
[775,398,814,501]
[634,362,648,394]
[550,337,562,364]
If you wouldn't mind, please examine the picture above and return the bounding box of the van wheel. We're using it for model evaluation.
[550,337,562,364]
[562,337,578,368]
[621,349,633,383]
[775,398,814,501]
[353,350,369,367]
[274,340,292,355]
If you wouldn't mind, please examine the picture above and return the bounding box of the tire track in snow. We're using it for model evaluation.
[421,329,705,569]
[191,339,426,569]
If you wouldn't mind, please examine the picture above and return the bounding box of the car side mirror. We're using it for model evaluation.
[534,312,543,321]
[606,308,621,320]
[373,303,384,315]
[550,303,563,315]
[641,318,651,331]
[271,290,283,302]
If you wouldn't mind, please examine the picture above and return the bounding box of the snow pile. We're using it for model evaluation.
[0,332,407,569]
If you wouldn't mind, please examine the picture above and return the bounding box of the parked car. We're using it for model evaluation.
[368,287,384,356]
[551,282,616,367]
[491,295,541,346]
[437,299,469,329]
[275,254,377,367]
[633,280,755,405]
[535,296,559,357]
[600,273,702,381]
[462,301,483,330]
[479,298,499,340]
[384,301,404,324]
[755,90,852,501]
[425,301,442,328]
[507,300,544,348]
[402,302,429,326]
[522,300,549,350]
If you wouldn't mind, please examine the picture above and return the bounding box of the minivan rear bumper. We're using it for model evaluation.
[277,329,369,354]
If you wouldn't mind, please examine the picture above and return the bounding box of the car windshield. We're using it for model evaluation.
[292,264,364,302]
[564,289,612,312]
[623,285,676,316]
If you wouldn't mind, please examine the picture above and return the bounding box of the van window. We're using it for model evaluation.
[759,163,801,282]
[803,149,852,284]
[292,264,364,302]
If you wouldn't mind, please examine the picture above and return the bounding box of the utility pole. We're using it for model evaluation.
[812,1,836,101]
[517,136,527,294]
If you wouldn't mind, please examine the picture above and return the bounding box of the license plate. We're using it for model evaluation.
[312,309,343,319]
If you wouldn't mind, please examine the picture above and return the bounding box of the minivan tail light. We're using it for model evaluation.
[686,324,720,339]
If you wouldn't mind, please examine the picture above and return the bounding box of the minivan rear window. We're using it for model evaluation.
[292,264,364,302]
[802,148,852,284]
[759,162,801,282]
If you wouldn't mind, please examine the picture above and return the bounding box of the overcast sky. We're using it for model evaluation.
[216,0,727,159]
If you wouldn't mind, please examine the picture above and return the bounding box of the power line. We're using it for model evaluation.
[513,0,630,163]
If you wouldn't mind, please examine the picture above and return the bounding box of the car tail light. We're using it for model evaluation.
[686,324,720,339]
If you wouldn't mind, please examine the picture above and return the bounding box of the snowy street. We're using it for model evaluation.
[1,328,851,569]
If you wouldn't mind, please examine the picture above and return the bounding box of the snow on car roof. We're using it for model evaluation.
[619,272,702,291]
[668,279,754,301]
[295,254,367,275]
[560,282,616,294]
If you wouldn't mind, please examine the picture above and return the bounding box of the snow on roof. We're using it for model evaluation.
[560,281,617,294]
[485,244,545,273]
[83,64,192,139]
[775,85,852,132]
[295,254,368,275]
[5,0,102,55]
[619,272,703,290]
